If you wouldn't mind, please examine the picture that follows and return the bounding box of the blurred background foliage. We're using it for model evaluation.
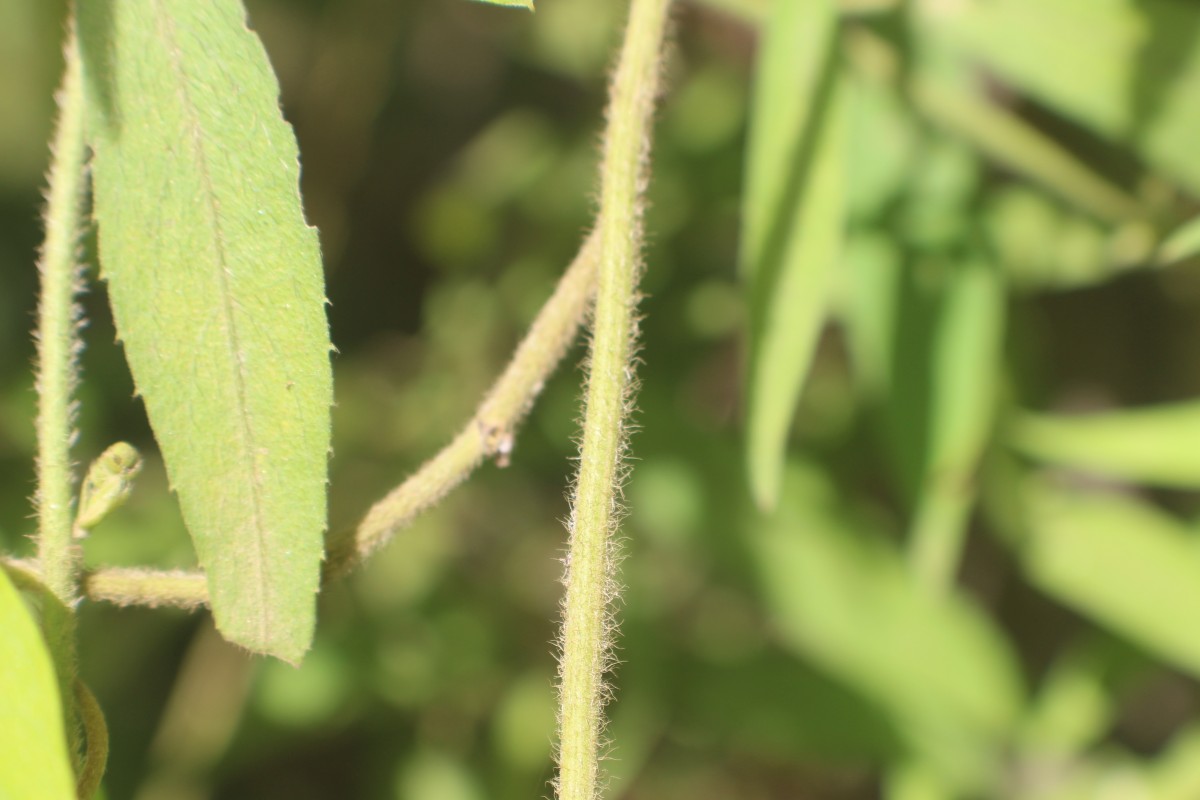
[4,0,1200,797]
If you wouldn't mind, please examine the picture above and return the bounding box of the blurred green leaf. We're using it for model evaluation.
[1018,482,1200,680]
[1153,724,1200,800]
[451,110,558,207]
[490,670,557,770]
[0,568,75,800]
[909,66,1142,225]
[843,232,902,397]
[899,138,979,251]
[1158,214,1200,266]
[395,750,484,800]
[80,0,333,662]
[665,65,746,155]
[0,0,64,187]
[909,259,1004,587]
[741,0,845,509]
[254,644,351,729]
[1018,636,1144,758]
[682,654,902,763]
[1009,750,1151,800]
[984,187,1141,291]
[524,0,624,79]
[471,0,534,10]
[750,463,1023,789]
[846,27,1144,227]
[916,0,1200,195]
[845,69,918,222]
[863,142,983,501]
[1013,402,1200,489]
[886,759,955,800]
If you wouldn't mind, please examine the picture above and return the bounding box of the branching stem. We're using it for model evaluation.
[73,228,602,605]
[324,229,601,578]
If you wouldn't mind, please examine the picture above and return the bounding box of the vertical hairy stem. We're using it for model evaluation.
[36,26,88,766]
[555,0,670,797]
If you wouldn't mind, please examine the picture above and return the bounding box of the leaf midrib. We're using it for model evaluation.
[154,0,271,642]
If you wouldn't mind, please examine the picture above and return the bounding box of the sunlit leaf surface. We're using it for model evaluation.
[80,0,332,662]
[741,0,844,510]
[0,569,74,800]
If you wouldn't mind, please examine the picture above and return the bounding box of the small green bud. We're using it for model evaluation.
[76,442,143,531]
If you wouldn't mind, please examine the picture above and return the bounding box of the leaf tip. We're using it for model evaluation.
[749,461,781,514]
[215,620,312,666]
[470,0,535,10]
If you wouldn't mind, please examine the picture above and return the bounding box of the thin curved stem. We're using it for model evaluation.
[78,229,601,605]
[323,229,600,578]
[554,0,670,796]
[74,680,109,800]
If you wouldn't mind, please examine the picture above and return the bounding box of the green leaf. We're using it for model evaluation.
[1018,635,1144,757]
[1017,483,1200,680]
[845,70,919,223]
[843,231,902,397]
[0,568,75,800]
[750,463,1023,790]
[79,0,333,662]
[470,0,534,9]
[886,760,955,800]
[680,654,901,763]
[1159,214,1200,266]
[909,64,1142,225]
[1153,724,1200,800]
[984,187,1136,291]
[916,0,1200,196]
[861,141,982,500]
[741,0,845,510]
[924,261,1004,481]
[1012,402,1200,489]
[909,259,1004,586]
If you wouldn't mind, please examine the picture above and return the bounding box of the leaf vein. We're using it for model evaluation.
[153,0,271,642]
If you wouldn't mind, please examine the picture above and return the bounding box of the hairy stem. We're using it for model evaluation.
[74,229,601,605]
[82,568,210,610]
[37,30,87,603]
[35,25,88,769]
[324,229,600,578]
[555,0,670,796]
[46,0,663,631]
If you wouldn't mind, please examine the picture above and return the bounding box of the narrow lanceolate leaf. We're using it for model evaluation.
[0,569,75,800]
[1017,483,1200,681]
[1159,215,1200,266]
[741,0,845,510]
[470,0,535,9]
[909,260,1005,588]
[1012,402,1200,489]
[916,0,1200,196]
[79,0,332,662]
[752,464,1022,791]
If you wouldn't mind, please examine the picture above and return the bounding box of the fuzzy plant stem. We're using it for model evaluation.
[35,26,88,767]
[326,230,602,578]
[54,231,602,608]
[555,0,670,796]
